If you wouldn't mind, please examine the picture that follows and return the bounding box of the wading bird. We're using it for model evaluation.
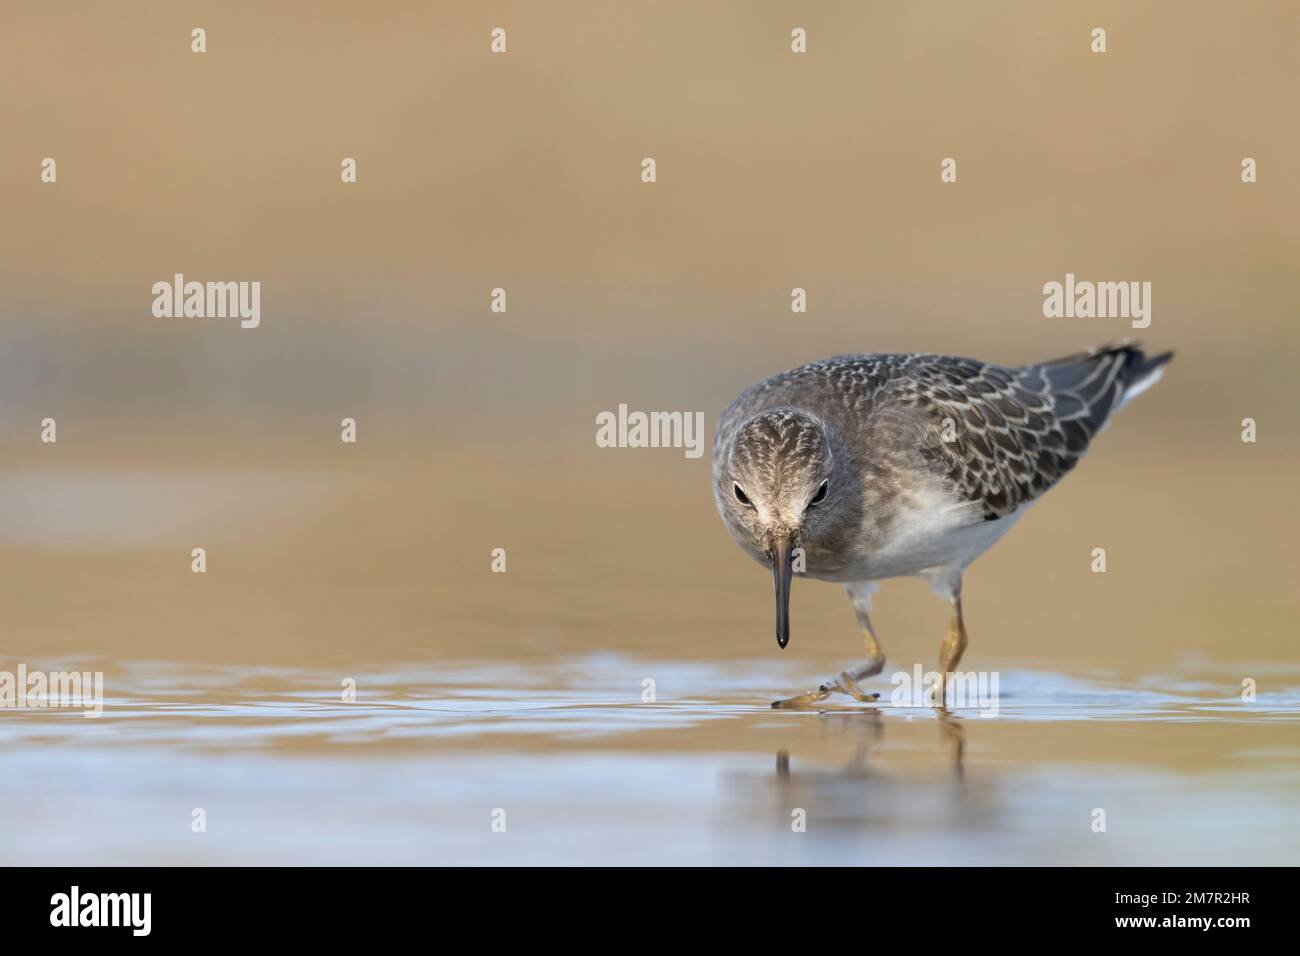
[712,342,1172,708]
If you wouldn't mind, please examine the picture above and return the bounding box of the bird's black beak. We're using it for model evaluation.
[771,535,795,650]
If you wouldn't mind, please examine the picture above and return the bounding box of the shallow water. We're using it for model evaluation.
[4,656,1296,865]
[4,0,1300,871]
[1,448,1294,866]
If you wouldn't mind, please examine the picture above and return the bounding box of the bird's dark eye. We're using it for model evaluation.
[733,483,752,507]
[808,480,829,508]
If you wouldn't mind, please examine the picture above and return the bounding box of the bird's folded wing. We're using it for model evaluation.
[889,347,1138,520]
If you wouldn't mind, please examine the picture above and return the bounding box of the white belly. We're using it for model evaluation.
[845,488,1024,581]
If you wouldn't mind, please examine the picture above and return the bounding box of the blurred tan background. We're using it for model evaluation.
[1,1,1296,673]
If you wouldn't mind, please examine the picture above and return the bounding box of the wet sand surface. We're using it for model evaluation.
[3,654,1297,865]
[3,1,1299,867]
[1,444,1298,865]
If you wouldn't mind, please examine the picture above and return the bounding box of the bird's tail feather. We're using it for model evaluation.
[1116,346,1173,410]
[1025,340,1173,430]
[1084,341,1175,411]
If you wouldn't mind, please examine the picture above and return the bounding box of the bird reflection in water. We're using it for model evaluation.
[775,707,964,779]
[752,708,993,842]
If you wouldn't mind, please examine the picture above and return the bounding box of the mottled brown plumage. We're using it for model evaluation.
[717,342,1172,523]
[712,341,1173,706]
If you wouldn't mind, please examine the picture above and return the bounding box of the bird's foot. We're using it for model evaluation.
[770,685,832,709]
[835,671,881,703]
[771,672,880,710]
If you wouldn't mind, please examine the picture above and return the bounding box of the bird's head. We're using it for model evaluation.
[716,408,846,649]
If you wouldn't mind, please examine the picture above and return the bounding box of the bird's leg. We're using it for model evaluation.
[837,581,886,700]
[935,591,968,708]
[771,582,884,709]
